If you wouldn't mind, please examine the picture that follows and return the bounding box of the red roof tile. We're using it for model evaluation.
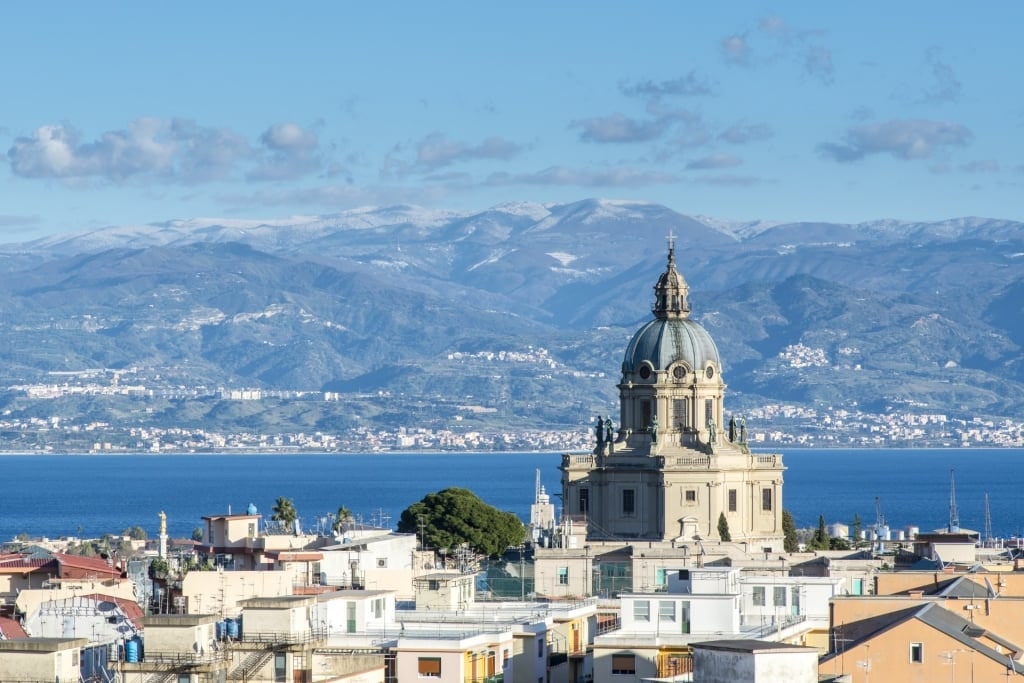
[0,616,28,639]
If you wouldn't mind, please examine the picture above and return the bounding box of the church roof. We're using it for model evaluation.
[622,243,720,373]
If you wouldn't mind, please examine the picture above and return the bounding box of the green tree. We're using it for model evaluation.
[851,513,863,546]
[272,497,298,527]
[191,527,205,542]
[782,509,798,553]
[335,506,354,534]
[717,512,732,542]
[810,514,829,550]
[398,487,525,558]
[829,536,851,550]
[122,526,148,540]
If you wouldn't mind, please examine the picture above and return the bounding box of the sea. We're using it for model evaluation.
[2,448,1023,542]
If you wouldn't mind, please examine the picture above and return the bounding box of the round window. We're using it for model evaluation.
[639,365,652,379]
[673,366,686,379]
[705,366,715,379]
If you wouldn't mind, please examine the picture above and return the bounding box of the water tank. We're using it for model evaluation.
[246,502,258,515]
[227,618,239,639]
[125,639,139,663]
[906,525,920,539]
[878,525,891,541]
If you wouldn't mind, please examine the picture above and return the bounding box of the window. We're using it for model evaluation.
[659,600,675,621]
[684,489,696,503]
[248,522,256,538]
[673,398,688,429]
[633,600,650,621]
[762,488,773,511]
[752,586,765,606]
[640,400,652,429]
[428,580,440,590]
[623,489,635,515]
[910,642,923,663]
[374,598,383,618]
[418,657,442,677]
[579,488,589,515]
[177,676,190,683]
[728,489,737,512]
[704,399,713,425]
[274,653,286,683]
[773,586,786,607]
[612,654,637,675]
[538,638,544,657]
[558,567,569,585]
[791,586,801,611]
[655,568,667,587]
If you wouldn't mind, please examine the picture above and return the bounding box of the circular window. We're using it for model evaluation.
[705,366,715,379]
[673,366,686,379]
[639,366,652,379]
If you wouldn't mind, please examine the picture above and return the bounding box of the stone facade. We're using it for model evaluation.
[561,244,785,551]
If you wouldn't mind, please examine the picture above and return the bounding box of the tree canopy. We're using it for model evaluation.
[782,509,798,553]
[272,497,298,527]
[398,487,525,558]
[717,512,732,542]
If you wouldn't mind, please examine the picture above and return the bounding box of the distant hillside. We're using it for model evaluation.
[1,198,1021,430]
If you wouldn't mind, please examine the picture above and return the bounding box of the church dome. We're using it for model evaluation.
[621,242,721,373]
[623,317,720,373]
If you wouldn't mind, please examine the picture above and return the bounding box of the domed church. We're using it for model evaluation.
[560,240,785,551]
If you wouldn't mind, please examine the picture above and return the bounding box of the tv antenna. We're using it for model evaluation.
[949,469,960,533]
[984,493,993,546]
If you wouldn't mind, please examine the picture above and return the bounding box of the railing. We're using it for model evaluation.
[240,627,327,645]
[747,613,807,638]
[561,453,595,468]
[138,648,230,665]
[673,455,711,467]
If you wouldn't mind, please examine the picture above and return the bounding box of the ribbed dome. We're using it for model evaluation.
[622,241,720,373]
[622,318,720,373]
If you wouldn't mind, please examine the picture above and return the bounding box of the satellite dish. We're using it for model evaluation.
[98,601,117,612]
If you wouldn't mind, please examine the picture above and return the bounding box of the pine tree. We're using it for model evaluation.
[782,509,798,553]
[717,512,732,542]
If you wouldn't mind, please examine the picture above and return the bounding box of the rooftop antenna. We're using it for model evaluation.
[984,493,993,547]
[874,496,885,528]
[949,469,960,533]
[535,468,542,501]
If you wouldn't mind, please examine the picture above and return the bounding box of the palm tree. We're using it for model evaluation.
[272,497,298,528]
[335,506,354,534]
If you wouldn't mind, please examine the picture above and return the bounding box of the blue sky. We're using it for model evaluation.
[1,3,1021,238]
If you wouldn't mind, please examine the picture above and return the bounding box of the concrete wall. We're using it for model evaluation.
[181,569,292,616]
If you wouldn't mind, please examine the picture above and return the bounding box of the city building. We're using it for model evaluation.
[560,242,785,550]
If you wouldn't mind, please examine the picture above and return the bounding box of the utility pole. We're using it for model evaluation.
[949,469,960,533]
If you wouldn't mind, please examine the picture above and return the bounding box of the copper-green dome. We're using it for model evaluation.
[622,243,720,373]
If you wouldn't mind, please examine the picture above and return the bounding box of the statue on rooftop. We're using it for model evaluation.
[595,415,604,446]
[728,416,737,442]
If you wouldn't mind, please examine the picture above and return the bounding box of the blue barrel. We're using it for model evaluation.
[216,620,226,640]
[227,618,239,639]
[125,639,139,663]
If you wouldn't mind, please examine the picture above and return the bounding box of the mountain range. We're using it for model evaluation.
[1,198,1021,434]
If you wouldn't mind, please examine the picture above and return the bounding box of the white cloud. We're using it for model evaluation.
[571,113,672,143]
[248,122,322,181]
[720,34,752,66]
[383,132,524,176]
[818,119,972,162]
[719,122,774,145]
[620,71,715,98]
[485,165,677,187]
[686,153,742,170]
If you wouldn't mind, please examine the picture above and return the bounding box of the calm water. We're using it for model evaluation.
[2,449,1023,541]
